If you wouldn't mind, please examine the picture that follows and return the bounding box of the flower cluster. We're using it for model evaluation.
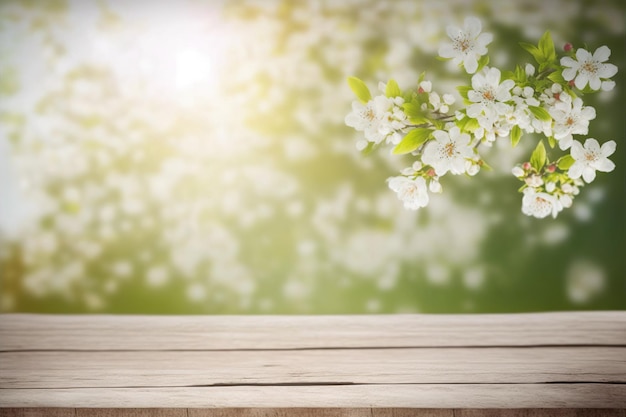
[345,17,618,219]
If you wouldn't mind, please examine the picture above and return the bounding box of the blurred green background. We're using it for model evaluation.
[0,0,624,314]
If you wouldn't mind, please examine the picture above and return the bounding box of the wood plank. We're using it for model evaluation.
[1,384,624,408]
[2,347,624,388]
[457,410,626,417]
[75,411,185,417]
[2,312,625,351]
[0,410,75,417]
[373,409,454,417]
[188,410,374,417]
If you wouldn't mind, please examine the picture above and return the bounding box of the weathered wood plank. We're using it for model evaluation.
[0,410,75,417]
[456,410,626,417]
[188,410,375,417]
[373,409,454,417]
[1,347,623,389]
[1,312,624,351]
[1,384,624,408]
[75,410,185,417]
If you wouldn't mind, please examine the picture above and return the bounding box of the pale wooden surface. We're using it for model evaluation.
[0,313,625,409]
[1,410,624,417]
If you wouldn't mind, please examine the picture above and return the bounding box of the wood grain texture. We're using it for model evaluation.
[1,312,625,409]
[1,384,625,408]
[2,347,624,389]
[188,409,374,417]
[0,410,76,417]
[75,411,185,417]
[1,312,625,351]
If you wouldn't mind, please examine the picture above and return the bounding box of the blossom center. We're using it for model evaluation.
[444,142,456,157]
[454,36,472,53]
[482,89,495,101]
[566,117,575,126]
[584,151,598,162]
[365,109,375,121]
[581,60,599,75]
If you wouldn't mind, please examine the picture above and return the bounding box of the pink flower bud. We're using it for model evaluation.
[418,87,424,94]
[522,162,531,171]
[563,43,573,52]
[568,79,576,87]
[546,164,556,173]
[426,168,436,177]
[553,92,561,101]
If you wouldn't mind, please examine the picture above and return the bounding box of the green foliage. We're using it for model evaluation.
[347,76,371,103]
[510,125,522,147]
[558,154,575,170]
[476,54,490,73]
[456,114,480,133]
[392,128,432,155]
[402,102,428,124]
[528,105,552,122]
[456,85,471,100]
[385,79,401,98]
[530,140,547,171]
[520,31,556,66]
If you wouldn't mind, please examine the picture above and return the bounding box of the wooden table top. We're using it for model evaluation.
[1,312,625,414]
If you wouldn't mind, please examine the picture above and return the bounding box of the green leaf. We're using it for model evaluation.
[392,128,432,155]
[538,31,556,62]
[456,85,471,100]
[547,135,556,149]
[547,71,565,83]
[476,54,490,72]
[402,102,420,117]
[456,116,480,133]
[558,155,575,170]
[385,79,401,98]
[510,125,522,147]
[347,76,371,103]
[479,159,493,171]
[530,140,547,171]
[418,71,426,84]
[528,105,552,122]
[519,42,543,64]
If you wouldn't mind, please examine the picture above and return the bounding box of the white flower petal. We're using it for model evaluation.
[568,162,583,179]
[464,55,478,74]
[598,63,618,79]
[601,80,616,91]
[575,48,591,62]
[446,25,462,40]
[584,138,601,152]
[600,140,616,157]
[589,76,602,91]
[570,141,585,160]
[582,167,596,183]
[593,159,615,173]
[464,17,482,37]
[562,68,577,81]
[592,45,611,62]
[438,44,457,59]
[560,56,578,68]
[574,73,589,90]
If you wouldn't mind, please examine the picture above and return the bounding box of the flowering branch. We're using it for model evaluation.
[345,17,618,219]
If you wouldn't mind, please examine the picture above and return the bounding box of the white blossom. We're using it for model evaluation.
[422,126,474,176]
[561,46,618,91]
[438,17,493,74]
[522,189,561,219]
[550,97,596,150]
[467,67,515,124]
[387,176,429,210]
[568,138,616,183]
